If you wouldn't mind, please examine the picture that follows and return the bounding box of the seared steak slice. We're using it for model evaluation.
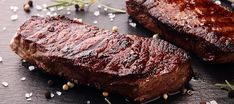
[126,0,234,63]
[10,16,192,103]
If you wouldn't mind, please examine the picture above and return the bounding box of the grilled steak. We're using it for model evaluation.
[126,0,234,63]
[10,16,192,103]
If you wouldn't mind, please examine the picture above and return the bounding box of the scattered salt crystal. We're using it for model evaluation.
[22,59,26,62]
[67,11,71,15]
[21,77,26,81]
[74,18,83,23]
[52,13,58,16]
[215,0,221,5]
[26,98,32,101]
[129,22,136,27]
[56,91,62,96]
[87,100,91,104]
[77,18,83,22]
[10,6,18,12]
[153,34,159,39]
[97,5,102,8]
[104,7,108,11]
[2,82,8,87]
[10,6,14,10]
[12,6,18,12]
[49,7,55,12]
[84,4,89,7]
[93,20,98,24]
[94,11,100,16]
[28,66,35,71]
[0,56,2,62]
[46,12,51,16]
[10,14,18,21]
[209,100,218,104]
[108,13,115,19]
[50,93,55,98]
[36,5,42,11]
[2,27,6,31]
[110,18,114,22]
[42,4,47,8]
[25,92,33,98]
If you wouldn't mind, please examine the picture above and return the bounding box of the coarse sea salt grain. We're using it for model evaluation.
[21,77,26,81]
[56,91,62,96]
[67,11,71,15]
[28,66,35,71]
[42,4,47,8]
[26,98,32,101]
[129,22,137,27]
[25,92,33,98]
[49,7,55,12]
[97,5,102,8]
[2,82,8,87]
[46,12,51,16]
[104,8,108,11]
[0,56,2,62]
[93,20,98,24]
[215,0,221,5]
[10,14,18,21]
[10,6,18,12]
[94,11,100,16]
[209,100,218,104]
[36,5,42,11]
[2,27,6,31]
[50,93,55,98]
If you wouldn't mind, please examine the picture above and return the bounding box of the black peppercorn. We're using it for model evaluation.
[45,91,51,99]
[74,4,79,12]
[228,90,234,98]
[28,0,33,7]
[23,4,31,13]
[47,80,54,86]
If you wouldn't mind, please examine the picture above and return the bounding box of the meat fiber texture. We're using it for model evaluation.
[126,0,234,63]
[10,16,192,103]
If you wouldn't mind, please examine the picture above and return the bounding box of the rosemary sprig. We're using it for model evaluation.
[215,80,234,91]
[47,0,126,13]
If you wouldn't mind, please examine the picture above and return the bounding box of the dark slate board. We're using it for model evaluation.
[0,0,233,104]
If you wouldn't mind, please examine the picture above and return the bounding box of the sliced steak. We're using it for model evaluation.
[10,16,192,103]
[126,0,234,63]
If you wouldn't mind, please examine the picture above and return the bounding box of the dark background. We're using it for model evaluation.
[0,0,234,104]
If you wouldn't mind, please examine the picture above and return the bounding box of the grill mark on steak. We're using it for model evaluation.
[10,16,192,103]
[126,0,234,63]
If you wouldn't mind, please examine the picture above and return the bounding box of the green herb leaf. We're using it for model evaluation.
[47,0,126,13]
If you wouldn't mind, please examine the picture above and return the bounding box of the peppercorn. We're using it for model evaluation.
[112,26,118,32]
[23,4,31,13]
[28,0,33,7]
[67,81,75,88]
[102,91,109,97]
[163,93,168,100]
[47,80,54,86]
[62,84,69,91]
[228,90,234,98]
[74,4,79,12]
[45,91,51,99]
